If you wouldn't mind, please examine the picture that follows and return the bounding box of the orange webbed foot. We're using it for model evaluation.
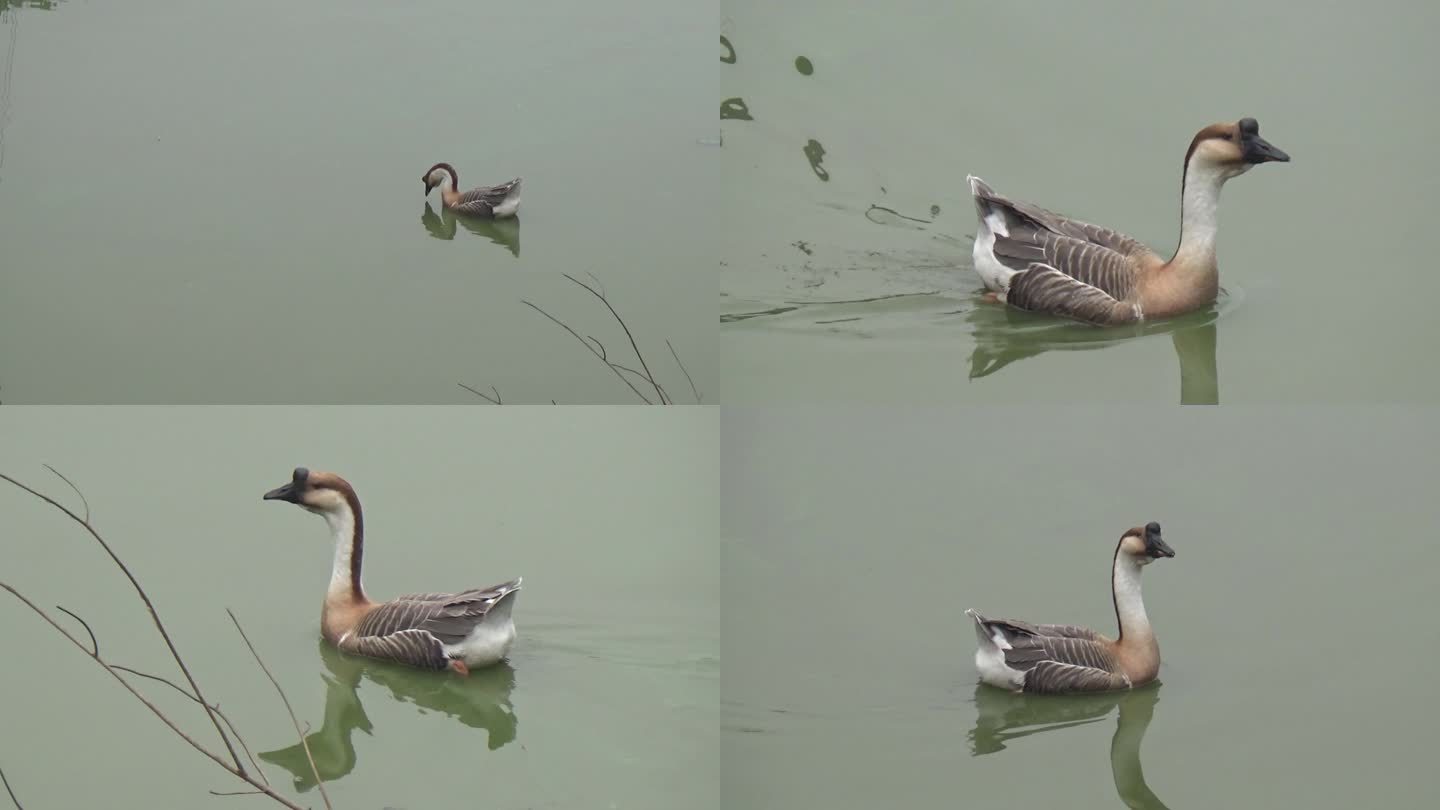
[448,659,470,677]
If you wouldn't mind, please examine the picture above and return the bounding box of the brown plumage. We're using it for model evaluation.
[345,583,523,670]
[264,467,522,675]
[422,162,522,219]
[966,522,1176,694]
[967,616,1132,693]
[969,118,1289,326]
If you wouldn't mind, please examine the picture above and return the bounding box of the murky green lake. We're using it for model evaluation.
[722,407,1437,808]
[1,407,718,808]
[719,0,1440,403]
[0,0,714,403]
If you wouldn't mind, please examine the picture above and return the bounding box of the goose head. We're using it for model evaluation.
[422,162,458,196]
[1184,118,1289,182]
[1119,522,1176,566]
[263,467,356,517]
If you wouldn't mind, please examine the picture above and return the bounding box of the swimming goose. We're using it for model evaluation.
[422,162,522,219]
[969,118,1289,325]
[263,467,521,675]
[965,522,1175,694]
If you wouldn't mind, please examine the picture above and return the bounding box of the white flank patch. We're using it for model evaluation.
[967,609,1025,690]
[492,191,520,219]
[443,616,517,669]
[971,197,1017,292]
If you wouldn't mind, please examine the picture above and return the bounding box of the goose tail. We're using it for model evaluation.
[482,577,522,623]
[965,608,999,649]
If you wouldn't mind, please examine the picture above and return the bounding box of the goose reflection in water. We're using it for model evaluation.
[970,684,1169,809]
[259,640,518,792]
[421,202,521,258]
[966,302,1221,405]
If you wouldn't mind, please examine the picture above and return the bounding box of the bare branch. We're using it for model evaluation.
[458,382,502,404]
[521,300,653,403]
[611,362,672,401]
[227,610,332,810]
[210,790,263,797]
[112,665,269,787]
[563,274,667,404]
[0,761,22,810]
[0,471,245,774]
[43,464,91,523]
[467,272,693,404]
[54,604,97,657]
[0,582,305,810]
[667,340,701,403]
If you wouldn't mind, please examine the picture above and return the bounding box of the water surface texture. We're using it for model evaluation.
[0,407,717,808]
[0,0,713,403]
[720,0,1440,403]
[722,407,1436,807]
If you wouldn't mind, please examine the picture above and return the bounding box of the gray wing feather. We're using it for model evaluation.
[1031,623,1103,640]
[348,578,523,665]
[972,182,1158,261]
[993,232,1138,303]
[972,614,1128,694]
[1004,635,1130,694]
[1023,660,1132,694]
[1006,264,1138,326]
[974,616,1101,641]
[454,179,520,217]
[347,628,449,670]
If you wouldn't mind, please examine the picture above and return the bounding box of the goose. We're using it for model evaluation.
[422,162,522,219]
[965,522,1175,694]
[968,118,1289,325]
[263,467,521,675]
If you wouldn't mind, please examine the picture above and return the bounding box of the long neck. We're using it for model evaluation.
[1170,158,1227,269]
[1110,548,1151,644]
[322,501,365,603]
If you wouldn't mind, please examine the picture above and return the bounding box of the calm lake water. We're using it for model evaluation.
[722,407,1437,808]
[719,0,1440,404]
[0,407,718,808]
[0,0,714,403]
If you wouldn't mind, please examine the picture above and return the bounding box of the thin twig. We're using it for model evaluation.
[210,790,263,797]
[0,583,305,810]
[521,300,653,403]
[111,665,269,787]
[666,340,701,403]
[227,609,332,810]
[457,382,502,404]
[0,472,245,775]
[54,604,98,656]
[44,465,89,522]
[563,274,667,403]
[0,761,22,810]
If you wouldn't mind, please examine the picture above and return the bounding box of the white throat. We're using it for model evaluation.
[1112,553,1150,638]
[1175,157,1233,262]
[433,173,455,194]
[321,506,361,596]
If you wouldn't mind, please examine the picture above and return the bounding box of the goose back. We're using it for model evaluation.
[971,612,1132,694]
[341,578,522,669]
[452,178,521,217]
